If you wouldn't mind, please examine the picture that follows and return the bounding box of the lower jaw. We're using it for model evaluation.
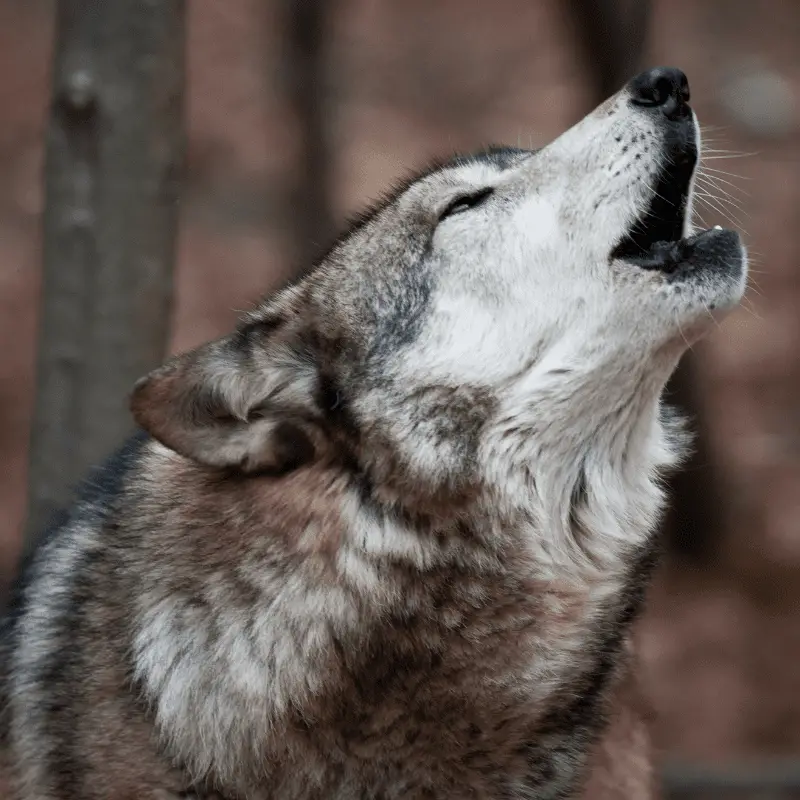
[622,226,724,273]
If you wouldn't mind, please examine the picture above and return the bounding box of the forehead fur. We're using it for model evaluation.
[242,147,535,360]
[337,145,533,247]
[300,146,535,277]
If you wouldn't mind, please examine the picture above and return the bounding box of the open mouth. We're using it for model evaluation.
[611,146,698,271]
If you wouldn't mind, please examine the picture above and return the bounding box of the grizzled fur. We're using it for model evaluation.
[1,70,746,799]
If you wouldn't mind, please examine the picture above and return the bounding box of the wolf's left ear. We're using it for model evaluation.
[130,326,325,474]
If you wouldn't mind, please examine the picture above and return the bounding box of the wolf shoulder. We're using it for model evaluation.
[0,431,151,726]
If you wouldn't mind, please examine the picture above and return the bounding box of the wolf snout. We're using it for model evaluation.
[628,67,691,122]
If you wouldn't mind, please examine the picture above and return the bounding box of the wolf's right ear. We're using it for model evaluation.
[130,329,323,474]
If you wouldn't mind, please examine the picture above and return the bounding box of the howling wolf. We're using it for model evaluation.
[2,67,746,799]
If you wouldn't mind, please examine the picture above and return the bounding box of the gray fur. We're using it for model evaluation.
[1,74,746,799]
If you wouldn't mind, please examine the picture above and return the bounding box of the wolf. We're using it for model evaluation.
[1,67,746,799]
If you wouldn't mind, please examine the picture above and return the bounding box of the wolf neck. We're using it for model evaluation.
[485,363,680,574]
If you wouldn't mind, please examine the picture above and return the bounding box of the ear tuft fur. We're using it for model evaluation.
[130,331,322,474]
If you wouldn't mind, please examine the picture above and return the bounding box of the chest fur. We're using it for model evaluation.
[133,527,644,797]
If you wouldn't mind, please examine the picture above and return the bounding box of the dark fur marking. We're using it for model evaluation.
[0,431,149,776]
[521,540,660,796]
[42,541,109,798]
[365,256,435,365]
[1,430,149,638]
[568,464,588,530]
[264,421,316,474]
[232,316,285,349]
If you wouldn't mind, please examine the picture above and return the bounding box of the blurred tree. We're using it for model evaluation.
[23,0,185,557]
[278,0,335,271]
[568,0,651,99]
[567,0,723,563]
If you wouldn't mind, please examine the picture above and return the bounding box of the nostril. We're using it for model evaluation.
[628,67,691,121]
[633,75,673,107]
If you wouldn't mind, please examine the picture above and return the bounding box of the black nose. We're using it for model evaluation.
[628,67,691,120]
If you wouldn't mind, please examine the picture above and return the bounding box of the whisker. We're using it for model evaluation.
[694,175,747,202]
[745,281,764,299]
[700,152,759,160]
[739,296,763,320]
[700,146,755,155]
[693,194,749,234]
[702,302,724,331]
[695,172,750,197]
[693,182,750,218]
[692,179,745,208]
[674,315,695,351]
[699,166,751,180]
[695,167,748,190]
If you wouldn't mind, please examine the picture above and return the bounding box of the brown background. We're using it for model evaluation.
[1,0,799,778]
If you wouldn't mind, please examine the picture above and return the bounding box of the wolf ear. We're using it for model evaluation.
[130,327,323,474]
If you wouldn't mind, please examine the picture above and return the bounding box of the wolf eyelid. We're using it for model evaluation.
[438,187,494,221]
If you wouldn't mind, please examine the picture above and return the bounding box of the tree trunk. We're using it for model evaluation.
[278,0,336,271]
[567,0,651,98]
[660,356,723,561]
[23,0,185,555]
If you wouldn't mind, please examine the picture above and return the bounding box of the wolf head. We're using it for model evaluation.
[132,68,746,524]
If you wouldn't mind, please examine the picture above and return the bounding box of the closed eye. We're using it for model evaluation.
[438,187,494,221]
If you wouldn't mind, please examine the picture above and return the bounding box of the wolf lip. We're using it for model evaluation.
[626,225,735,273]
[612,143,697,270]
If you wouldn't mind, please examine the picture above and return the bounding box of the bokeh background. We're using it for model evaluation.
[1,0,799,796]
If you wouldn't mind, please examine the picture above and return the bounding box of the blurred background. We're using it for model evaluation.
[0,0,799,796]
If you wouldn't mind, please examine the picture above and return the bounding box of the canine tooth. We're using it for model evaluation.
[712,225,722,230]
